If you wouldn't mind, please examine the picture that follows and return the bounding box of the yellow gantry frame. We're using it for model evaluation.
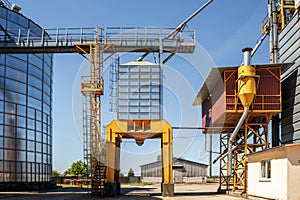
[105,120,173,185]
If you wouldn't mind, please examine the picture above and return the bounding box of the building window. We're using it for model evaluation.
[261,160,271,179]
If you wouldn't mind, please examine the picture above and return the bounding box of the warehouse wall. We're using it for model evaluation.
[280,12,300,144]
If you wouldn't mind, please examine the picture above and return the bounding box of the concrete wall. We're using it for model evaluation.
[248,159,288,200]
[119,177,141,183]
[141,177,162,183]
[287,145,300,200]
[141,176,207,183]
[248,144,300,200]
[183,177,207,183]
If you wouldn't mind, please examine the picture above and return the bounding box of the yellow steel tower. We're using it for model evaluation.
[76,28,115,195]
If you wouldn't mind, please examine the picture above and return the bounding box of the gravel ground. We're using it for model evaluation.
[0,183,246,200]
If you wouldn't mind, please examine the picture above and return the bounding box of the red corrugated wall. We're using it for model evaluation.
[202,66,281,128]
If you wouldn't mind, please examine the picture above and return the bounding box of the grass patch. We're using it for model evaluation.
[57,184,90,188]
[121,182,153,187]
[207,178,219,183]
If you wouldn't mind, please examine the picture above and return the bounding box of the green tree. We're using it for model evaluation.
[52,170,60,177]
[119,172,124,177]
[128,168,135,177]
[64,160,88,176]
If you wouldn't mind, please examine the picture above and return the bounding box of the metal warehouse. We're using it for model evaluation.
[141,158,208,184]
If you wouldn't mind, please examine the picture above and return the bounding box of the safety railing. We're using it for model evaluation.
[105,27,195,46]
[81,76,104,94]
[0,27,101,47]
[0,26,195,53]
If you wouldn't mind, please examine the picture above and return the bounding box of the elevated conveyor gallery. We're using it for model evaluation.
[0,27,195,54]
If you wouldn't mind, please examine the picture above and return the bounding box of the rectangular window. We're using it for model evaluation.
[261,160,271,179]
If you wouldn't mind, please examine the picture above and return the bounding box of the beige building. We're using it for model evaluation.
[247,143,300,200]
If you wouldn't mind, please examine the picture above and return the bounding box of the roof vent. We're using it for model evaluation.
[11,4,21,13]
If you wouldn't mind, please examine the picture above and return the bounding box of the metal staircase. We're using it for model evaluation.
[91,162,106,196]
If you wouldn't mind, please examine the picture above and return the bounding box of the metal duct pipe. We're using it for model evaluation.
[213,145,237,164]
[213,129,256,164]
[228,108,249,176]
[242,47,252,66]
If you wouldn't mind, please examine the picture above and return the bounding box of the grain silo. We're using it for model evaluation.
[0,3,54,190]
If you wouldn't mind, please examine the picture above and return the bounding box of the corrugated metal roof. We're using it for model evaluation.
[140,157,208,167]
[120,61,158,66]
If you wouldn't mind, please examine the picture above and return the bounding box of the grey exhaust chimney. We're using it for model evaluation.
[242,47,253,66]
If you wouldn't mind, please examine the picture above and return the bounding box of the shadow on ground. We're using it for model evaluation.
[0,185,225,199]
[0,187,161,200]
[120,186,161,199]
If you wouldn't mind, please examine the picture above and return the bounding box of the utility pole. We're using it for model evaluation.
[209,134,213,177]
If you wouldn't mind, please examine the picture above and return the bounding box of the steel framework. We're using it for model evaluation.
[0,25,195,196]
[218,114,274,192]
[217,2,296,192]
[75,37,115,195]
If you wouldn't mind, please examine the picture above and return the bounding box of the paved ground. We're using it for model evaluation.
[0,183,246,199]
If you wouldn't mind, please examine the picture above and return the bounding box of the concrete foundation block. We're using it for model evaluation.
[162,183,174,197]
[104,182,120,197]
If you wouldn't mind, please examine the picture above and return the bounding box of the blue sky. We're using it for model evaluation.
[11,0,270,175]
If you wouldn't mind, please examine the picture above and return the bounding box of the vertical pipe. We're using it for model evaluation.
[272,0,278,64]
[270,0,280,147]
[159,33,163,120]
[268,0,274,63]
[209,133,212,177]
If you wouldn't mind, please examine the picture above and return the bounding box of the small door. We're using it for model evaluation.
[173,169,183,183]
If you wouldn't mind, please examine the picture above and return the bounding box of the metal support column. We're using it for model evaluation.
[218,132,230,192]
[105,125,121,197]
[161,125,174,197]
